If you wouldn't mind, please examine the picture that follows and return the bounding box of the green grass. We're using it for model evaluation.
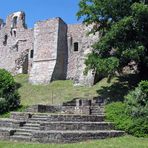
[14,74,117,106]
[0,136,147,148]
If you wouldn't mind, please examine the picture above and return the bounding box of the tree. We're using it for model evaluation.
[77,0,148,79]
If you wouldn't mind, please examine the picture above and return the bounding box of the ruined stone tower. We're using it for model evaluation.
[0,11,33,74]
[29,18,67,84]
[0,11,99,86]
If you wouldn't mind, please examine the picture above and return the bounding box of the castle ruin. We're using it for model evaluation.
[0,11,99,86]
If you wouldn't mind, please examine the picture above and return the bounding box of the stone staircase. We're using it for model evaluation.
[0,98,125,143]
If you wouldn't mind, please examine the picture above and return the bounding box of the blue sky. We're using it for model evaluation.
[0,0,81,28]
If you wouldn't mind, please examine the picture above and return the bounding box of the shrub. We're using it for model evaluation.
[128,118,148,137]
[106,102,148,137]
[106,81,148,137]
[105,102,133,132]
[125,80,148,137]
[0,69,20,114]
[125,81,148,118]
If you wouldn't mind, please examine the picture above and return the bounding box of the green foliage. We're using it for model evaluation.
[125,81,148,137]
[0,98,7,113]
[77,0,135,33]
[105,102,133,131]
[125,81,148,117]
[106,81,148,137]
[85,52,119,76]
[0,69,20,114]
[77,0,148,77]
[128,118,148,137]
[105,102,148,137]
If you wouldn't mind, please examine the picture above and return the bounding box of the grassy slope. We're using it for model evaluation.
[14,74,117,106]
[0,136,147,148]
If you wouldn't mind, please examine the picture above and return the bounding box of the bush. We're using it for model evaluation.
[125,81,148,118]
[105,102,133,132]
[125,80,148,137]
[0,69,20,114]
[128,118,148,137]
[106,81,148,137]
[105,102,148,137]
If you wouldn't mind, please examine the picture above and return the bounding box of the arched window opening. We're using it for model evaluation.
[12,16,18,28]
[3,35,8,46]
[74,42,78,51]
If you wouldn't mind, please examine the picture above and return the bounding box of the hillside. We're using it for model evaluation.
[14,74,117,106]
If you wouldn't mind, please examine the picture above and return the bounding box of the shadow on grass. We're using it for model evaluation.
[15,82,22,89]
[96,74,140,103]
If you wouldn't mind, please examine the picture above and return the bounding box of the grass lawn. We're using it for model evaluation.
[0,136,147,148]
[14,74,117,106]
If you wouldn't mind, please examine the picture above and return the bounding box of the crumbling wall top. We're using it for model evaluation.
[6,11,27,29]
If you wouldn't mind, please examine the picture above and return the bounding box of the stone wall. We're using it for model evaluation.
[67,24,99,86]
[0,11,33,74]
[51,18,68,80]
[29,18,59,84]
[0,11,100,86]
[29,18,68,84]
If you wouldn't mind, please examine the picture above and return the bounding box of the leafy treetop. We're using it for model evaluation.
[77,0,148,79]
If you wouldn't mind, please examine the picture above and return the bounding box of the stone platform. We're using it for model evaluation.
[0,98,125,143]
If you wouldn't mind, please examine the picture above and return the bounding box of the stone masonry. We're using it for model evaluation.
[0,98,125,143]
[0,11,99,86]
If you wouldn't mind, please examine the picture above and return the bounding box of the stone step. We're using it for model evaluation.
[91,111,101,113]
[40,121,114,131]
[20,126,40,130]
[91,110,102,112]
[30,114,105,122]
[14,131,32,136]
[0,119,13,127]
[14,121,114,131]
[24,123,40,127]
[91,108,103,110]
[0,127,16,140]
[91,113,100,115]
[15,129,36,133]
[10,135,31,142]
[91,106,104,108]
[90,112,101,114]
[30,130,125,143]
[9,129,125,143]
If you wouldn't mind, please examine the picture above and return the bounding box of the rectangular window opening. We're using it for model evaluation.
[74,42,78,51]
[30,50,34,58]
